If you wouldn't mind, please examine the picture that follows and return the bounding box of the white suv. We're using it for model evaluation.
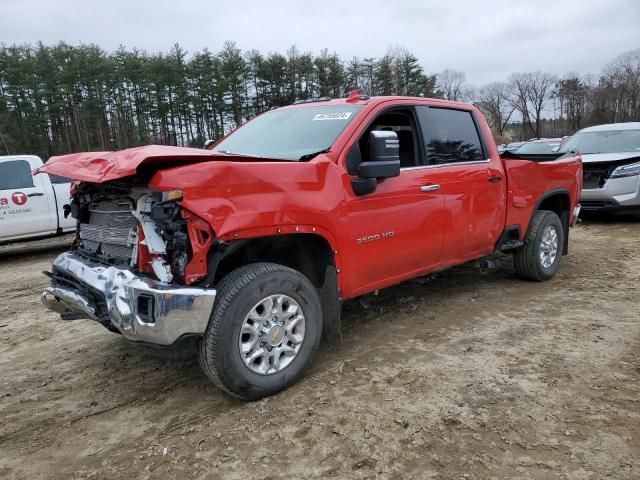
[563,122,640,214]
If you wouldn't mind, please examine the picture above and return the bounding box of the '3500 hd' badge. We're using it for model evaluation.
[356,231,394,245]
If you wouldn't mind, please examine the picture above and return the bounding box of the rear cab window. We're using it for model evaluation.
[0,160,35,190]
[417,107,486,165]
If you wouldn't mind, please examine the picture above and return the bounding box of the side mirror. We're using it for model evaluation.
[358,131,401,178]
[204,139,215,149]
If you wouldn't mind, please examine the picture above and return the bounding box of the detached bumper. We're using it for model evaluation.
[41,252,216,345]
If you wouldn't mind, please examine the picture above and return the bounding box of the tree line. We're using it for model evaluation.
[0,42,638,159]
[477,49,640,141]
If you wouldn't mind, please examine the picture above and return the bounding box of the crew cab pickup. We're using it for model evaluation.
[36,93,582,400]
[0,155,75,244]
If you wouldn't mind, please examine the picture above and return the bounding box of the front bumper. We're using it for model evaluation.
[41,252,216,345]
[581,174,640,212]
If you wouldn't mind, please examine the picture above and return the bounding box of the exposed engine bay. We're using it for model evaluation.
[67,182,213,285]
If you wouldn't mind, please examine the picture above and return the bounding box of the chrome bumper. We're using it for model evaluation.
[41,252,216,345]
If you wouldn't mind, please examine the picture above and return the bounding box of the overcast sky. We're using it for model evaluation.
[2,0,639,85]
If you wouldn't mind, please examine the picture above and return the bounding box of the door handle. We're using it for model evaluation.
[420,184,441,192]
[27,192,44,197]
[488,176,503,183]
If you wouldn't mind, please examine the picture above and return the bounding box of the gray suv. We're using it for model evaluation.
[563,122,640,214]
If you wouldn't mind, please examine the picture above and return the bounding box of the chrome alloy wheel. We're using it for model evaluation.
[539,225,559,269]
[238,294,306,375]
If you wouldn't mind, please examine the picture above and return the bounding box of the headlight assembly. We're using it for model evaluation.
[610,161,640,179]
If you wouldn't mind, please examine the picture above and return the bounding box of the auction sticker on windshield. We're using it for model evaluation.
[312,112,353,121]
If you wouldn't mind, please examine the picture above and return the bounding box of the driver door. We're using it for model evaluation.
[338,105,446,297]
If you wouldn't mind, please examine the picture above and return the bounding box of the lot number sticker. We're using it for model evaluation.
[312,112,352,121]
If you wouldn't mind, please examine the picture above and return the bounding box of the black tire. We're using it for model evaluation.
[513,210,564,282]
[198,262,323,400]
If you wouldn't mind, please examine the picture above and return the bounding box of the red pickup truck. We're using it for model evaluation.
[37,93,582,400]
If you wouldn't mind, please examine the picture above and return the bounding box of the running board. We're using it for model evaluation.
[499,239,525,251]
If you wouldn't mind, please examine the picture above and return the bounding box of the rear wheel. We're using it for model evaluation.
[513,210,564,281]
[198,262,322,400]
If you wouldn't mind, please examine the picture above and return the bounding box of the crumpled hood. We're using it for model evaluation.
[580,152,640,164]
[32,145,264,183]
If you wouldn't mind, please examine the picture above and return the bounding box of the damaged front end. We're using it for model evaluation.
[41,181,217,345]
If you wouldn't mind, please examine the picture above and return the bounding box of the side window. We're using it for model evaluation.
[417,107,485,165]
[347,108,423,173]
[0,160,35,190]
[48,174,72,184]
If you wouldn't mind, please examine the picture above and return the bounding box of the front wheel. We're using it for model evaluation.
[198,262,323,400]
[513,210,564,282]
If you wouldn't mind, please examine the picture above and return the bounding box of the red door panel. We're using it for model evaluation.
[339,168,445,297]
[438,161,506,261]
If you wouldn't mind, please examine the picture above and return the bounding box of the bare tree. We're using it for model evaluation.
[553,73,589,132]
[584,73,618,125]
[478,82,515,136]
[507,72,557,138]
[436,69,471,101]
[602,48,640,122]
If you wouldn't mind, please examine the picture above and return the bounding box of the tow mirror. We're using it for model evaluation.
[358,130,401,178]
[203,139,215,149]
[350,130,401,196]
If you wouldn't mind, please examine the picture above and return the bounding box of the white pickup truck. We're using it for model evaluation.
[0,155,75,244]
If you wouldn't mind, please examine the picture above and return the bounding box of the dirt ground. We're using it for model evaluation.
[0,221,638,480]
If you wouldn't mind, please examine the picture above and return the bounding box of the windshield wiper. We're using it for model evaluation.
[299,148,330,161]
[217,149,326,161]
[216,150,262,158]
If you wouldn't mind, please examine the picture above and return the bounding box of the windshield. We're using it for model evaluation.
[213,105,364,160]
[516,141,561,154]
[561,129,640,154]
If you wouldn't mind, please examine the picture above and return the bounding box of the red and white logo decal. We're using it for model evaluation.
[12,192,27,205]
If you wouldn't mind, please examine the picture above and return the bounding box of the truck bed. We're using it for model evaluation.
[500,150,577,163]
[502,152,582,242]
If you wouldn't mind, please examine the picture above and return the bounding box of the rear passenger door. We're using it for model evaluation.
[0,158,54,240]
[416,107,506,262]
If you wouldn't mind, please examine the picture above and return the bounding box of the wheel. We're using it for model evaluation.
[513,210,564,282]
[198,262,322,400]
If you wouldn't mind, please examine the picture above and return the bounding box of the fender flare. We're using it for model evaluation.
[217,224,342,273]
